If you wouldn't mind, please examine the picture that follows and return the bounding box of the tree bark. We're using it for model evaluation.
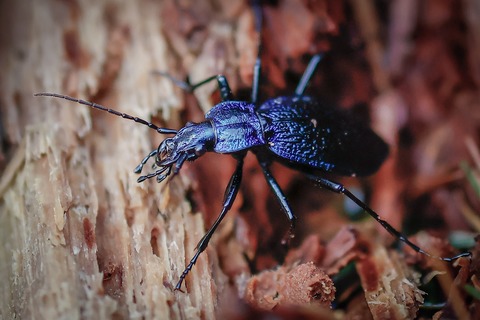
[0,0,235,318]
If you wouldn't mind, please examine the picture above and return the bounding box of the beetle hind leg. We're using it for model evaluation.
[295,54,324,96]
[309,175,471,262]
[251,0,263,105]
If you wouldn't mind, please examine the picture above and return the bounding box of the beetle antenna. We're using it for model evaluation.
[34,92,177,135]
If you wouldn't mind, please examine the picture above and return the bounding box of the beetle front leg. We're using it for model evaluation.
[257,160,297,243]
[175,154,245,291]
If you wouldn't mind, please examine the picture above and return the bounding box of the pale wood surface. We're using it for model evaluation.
[0,0,251,318]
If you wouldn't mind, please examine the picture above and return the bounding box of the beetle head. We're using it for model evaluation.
[140,121,215,183]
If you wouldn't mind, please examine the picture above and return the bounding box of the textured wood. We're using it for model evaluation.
[0,0,232,318]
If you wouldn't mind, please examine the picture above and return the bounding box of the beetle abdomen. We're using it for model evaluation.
[206,101,266,153]
[257,96,389,176]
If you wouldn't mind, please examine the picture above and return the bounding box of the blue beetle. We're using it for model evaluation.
[35,2,469,291]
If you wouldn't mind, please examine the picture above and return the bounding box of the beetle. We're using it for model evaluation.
[35,2,470,291]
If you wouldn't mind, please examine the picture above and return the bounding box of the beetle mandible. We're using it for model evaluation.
[35,2,470,291]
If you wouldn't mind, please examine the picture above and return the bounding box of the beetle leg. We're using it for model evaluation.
[251,0,262,105]
[295,54,324,96]
[190,75,234,101]
[152,71,234,101]
[257,161,297,242]
[309,175,471,262]
[134,149,158,174]
[175,155,245,291]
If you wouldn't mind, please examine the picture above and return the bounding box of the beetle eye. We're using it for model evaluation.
[157,138,176,160]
